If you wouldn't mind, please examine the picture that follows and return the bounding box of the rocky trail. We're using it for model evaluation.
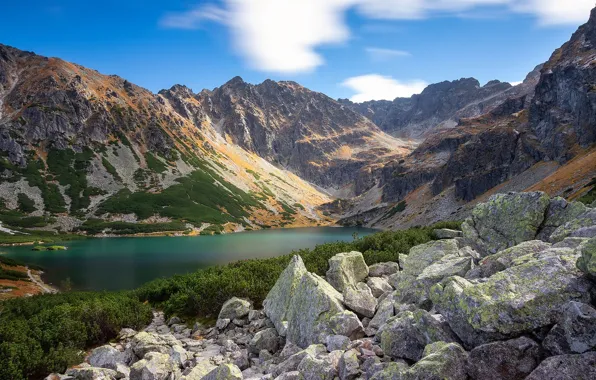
[47,192,596,380]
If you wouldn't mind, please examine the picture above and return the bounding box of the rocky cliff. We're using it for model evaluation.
[48,192,596,380]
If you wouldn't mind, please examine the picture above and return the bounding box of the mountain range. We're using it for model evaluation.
[1,7,596,236]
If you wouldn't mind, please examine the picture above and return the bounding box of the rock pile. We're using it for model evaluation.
[48,192,596,379]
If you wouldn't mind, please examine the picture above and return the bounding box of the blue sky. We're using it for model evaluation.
[0,1,592,102]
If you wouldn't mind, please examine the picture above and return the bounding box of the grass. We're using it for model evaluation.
[76,219,187,235]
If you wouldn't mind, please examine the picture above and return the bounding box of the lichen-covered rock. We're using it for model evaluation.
[66,367,118,380]
[203,364,243,380]
[379,309,457,361]
[369,294,396,330]
[537,198,589,241]
[325,335,350,351]
[169,345,188,368]
[344,283,377,318]
[272,344,327,377]
[249,328,280,354]
[431,246,594,348]
[131,332,171,358]
[577,237,596,278]
[218,297,251,321]
[366,277,393,298]
[466,337,543,380]
[183,360,218,380]
[462,192,551,255]
[130,352,179,380]
[368,262,399,277]
[550,209,596,242]
[401,342,468,380]
[401,239,460,276]
[263,255,308,335]
[525,352,596,380]
[326,251,369,292]
[286,272,345,348]
[297,354,337,380]
[88,345,126,370]
[338,349,360,380]
[328,311,365,341]
[542,301,596,355]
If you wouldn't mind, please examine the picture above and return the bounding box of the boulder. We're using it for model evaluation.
[536,197,589,241]
[542,301,596,355]
[218,297,251,321]
[525,352,596,380]
[326,251,369,292]
[402,342,468,380]
[328,311,365,341]
[577,237,596,278]
[326,335,350,351]
[285,272,348,348]
[368,362,409,380]
[431,246,594,348]
[344,283,377,318]
[130,352,178,380]
[466,337,543,380]
[366,277,393,298]
[88,345,125,370]
[131,332,171,358]
[169,345,188,368]
[204,364,243,380]
[272,344,327,377]
[401,239,460,276]
[338,349,360,380]
[249,328,280,354]
[433,229,463,239]
[183,360,217,380]
[368,262,399,277]
[550,209,596,242]
[379,309,457,361]
[461,192,551,255]
[66,367,118,380]
[297,354,337,380]
[263,255,308,336]
[368,294,396,330]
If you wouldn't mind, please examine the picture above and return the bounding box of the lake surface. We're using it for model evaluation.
[0,227,375,291]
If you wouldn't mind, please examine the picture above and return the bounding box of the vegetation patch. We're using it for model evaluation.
[101,157,121,181]
[17,193,36,214]
[47,148,94,212]
[578,177,596,205]
[77,219,187,235]
[144,152,168,173]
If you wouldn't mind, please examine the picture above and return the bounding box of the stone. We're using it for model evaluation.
[131,332,170,358]
[328,311,365,341]
[285,272,345,348]
[466,337,543,380]
[344,283,377,318]
[338,349,360,380]
[368,262,399,277]
[431,246,594,348]
[326,335,351,351]
[216,318,231,330]
[249,328,280,354]
[379,309,457,361]
[550,209,596,242]
[577,237,596,278]
[326,251,369,292]
[183,360,217,380]
[525,352,596,380]
[66,367,118,380]
[130,352,178,380]
[461,192,551,256]
[369,362,409,380]
[274,371,302,380]
[401,239,460,276]
[537,197,589,241]
[297,354,337,380]
[167,316,182,326]
[169,345,188,368]
[433,229,463,239]
[368,294,395,330]
[402,342,468,380]
[272,344,327,377]
[114,363,129,379]
[543,301,596,355]
[366,277,393,298]
[88,345,125,370]
[218,297,251,321]
[118,328,137,340]
[263,255,308,336]
[204,364,243,380]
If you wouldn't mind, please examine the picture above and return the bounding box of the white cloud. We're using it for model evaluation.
[342,74,428,102]
[366,47,411,61]
[509,80,523,86]
[161,0,594,73]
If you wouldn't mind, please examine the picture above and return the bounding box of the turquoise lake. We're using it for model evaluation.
[0,227,375,291]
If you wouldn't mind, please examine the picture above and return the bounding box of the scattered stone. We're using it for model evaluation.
[131,332,171,357]
[297,354,337,380]
[130,352,179,380]
[525,352,596,380]
[326,251,369,292]
[249,328,280,354]
[403,342,468,380]
[366,277,393,298]
[204,363,243,380]
[338,349,360,380]
[344,283,377,318]
[87,345,125,370]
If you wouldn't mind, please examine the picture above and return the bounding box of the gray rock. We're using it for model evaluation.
[461,192,551,256]
[274,371,302,380]
[368,294,395,330]
[169,345,188,368]
[543,301,596,355]
[88,345,125,370]
[525,352,596,380]
[338,349,360,380]
[402,342,468,380]
[326,251,369,292]
[326,335,351,351]
[328,311,365,341]
[366,277,393,298]
[344,283,377,318]
[130,352,178,380]
[433,229,463,239]
[272,344,327,377]
[167,316,182,326]
[466,337,543,380]
[537,198,590,241]
[379,309,456,361]
[249,328,280,354]
[401,239,460,276]
[367,262,399,277]
[551,209,596,242]
[218,297,251,321]
[216,318,231,330]
[263,255,308,336]
[577,236,596,278]
[298,354,337,380]
[183,360,217,380]
[113,363,129,379]
[204,363,243,380]
[66,367,118,380]
[131,332,171,358]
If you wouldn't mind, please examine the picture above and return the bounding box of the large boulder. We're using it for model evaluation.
[248,328,280,354]
[88,345,127,370]
[297,354,338,380]
[536,197,589,241]
[466,337,543,380]
[366,277,393,298]
[263,255,308,335]
[462,192,551,255]
[338,349,360,380]
[431,246,594,348]
[285,272,346,348]
[368,262,399,277]
[218,297,251,321]
[271,344,327,377]
[326,251,369,292]
[577,237,596,278]
[525,352,596,380]
[550,209,596,242]
[183,360,217,380]
[203,364,242,380]
[401,239,460,276]
[130,352,179,380]
[131,332,171,358]
[343,283,377,318]
[543,301,596,355]
[379,309,457,361]
[369,292,397,330]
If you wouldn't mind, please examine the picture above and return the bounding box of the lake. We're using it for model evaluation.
[0,227,376,291]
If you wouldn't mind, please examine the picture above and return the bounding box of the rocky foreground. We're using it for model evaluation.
[48,192,596,380]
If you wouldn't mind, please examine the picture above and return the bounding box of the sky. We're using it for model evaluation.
[0,1,593,102]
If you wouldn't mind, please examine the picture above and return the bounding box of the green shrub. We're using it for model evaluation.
[17,193,36,213]
[144,152,167,173]
[101,157,121,181]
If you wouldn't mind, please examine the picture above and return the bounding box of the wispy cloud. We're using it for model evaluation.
[160,0,593,74]
[366,47,411,62]
[342,74,427,102]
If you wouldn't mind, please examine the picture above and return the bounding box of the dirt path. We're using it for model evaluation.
[27,268,56,294]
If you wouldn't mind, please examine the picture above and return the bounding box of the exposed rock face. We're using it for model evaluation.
[577,237,596,278]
